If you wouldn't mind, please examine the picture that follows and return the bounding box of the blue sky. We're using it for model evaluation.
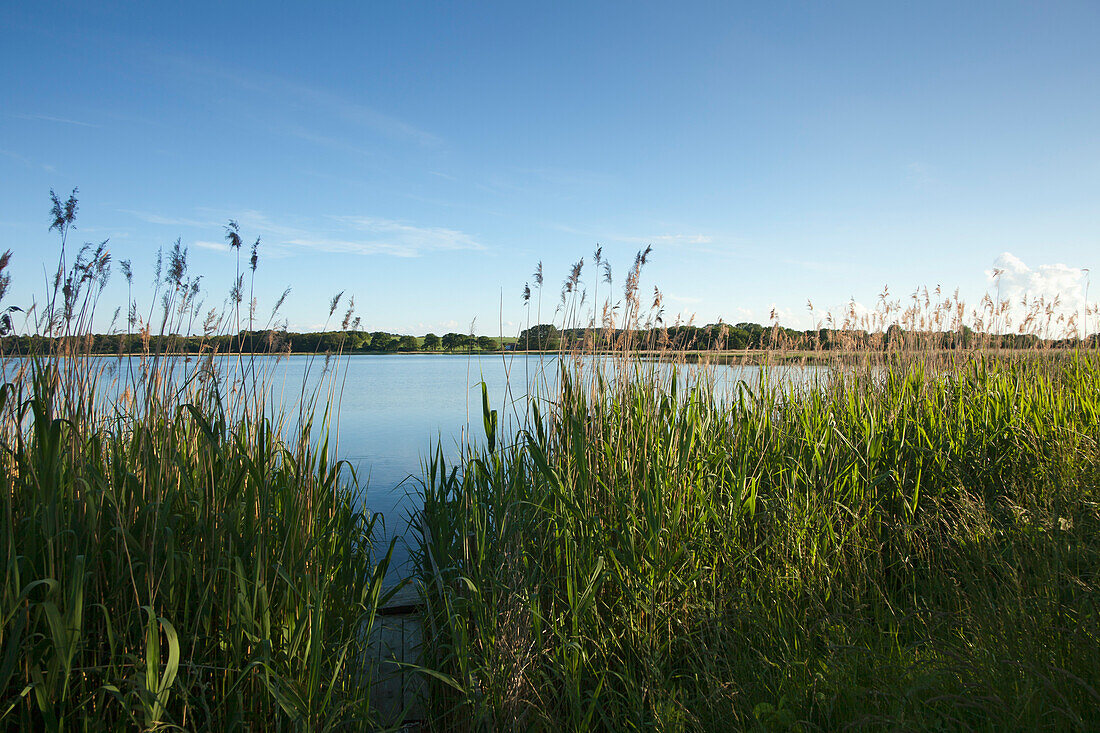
[2,1,1098,335]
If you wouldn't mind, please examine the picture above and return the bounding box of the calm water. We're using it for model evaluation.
[250,354,823,576]
[10,353,824,577]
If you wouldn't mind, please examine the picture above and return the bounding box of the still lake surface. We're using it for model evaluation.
[32,353,823,577]
[240,353,823,576]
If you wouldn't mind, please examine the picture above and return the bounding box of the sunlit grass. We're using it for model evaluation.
[416,353,1100,729]
[0,193,395,730]
[414,247,1100,730]
[5,194,1100,730]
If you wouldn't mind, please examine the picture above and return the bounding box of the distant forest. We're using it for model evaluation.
[526,323,1089,351]
[3,321,1092,356]
[1,330,502,355]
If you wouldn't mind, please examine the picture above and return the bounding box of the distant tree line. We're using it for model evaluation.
[3,321,1094,357]
[516,323,1097,351]
[0,330,503,355]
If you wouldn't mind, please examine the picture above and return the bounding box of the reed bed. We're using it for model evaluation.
[5,194,1100,730]
[0,193,394,730]
[414,252,1100,731]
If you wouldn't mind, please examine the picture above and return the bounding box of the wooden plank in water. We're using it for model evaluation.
[379,582,424,616]
[369,583,426,726]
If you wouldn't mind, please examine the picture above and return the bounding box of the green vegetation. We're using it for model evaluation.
[513,322,1096,353]
[5,196,1100,730]
[415,251,1100,730]
[1,359,395,730]
[1,329,515,356]
[0,193,396,730]
[416,352,1100,730]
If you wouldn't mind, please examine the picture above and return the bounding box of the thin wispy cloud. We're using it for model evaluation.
[782,257,846,274]
[522,167,618,189]
[129,206,481,259]
[905,161,936,187]
[160,54,442,148]
[121,209,222,228]
[0,148,54,173]
[423,170,511,199]
[0,150,34,166]
[193,240,230,252]
[295,85,442,147]
[610,231,730,257]
[283,237,418,257]
[333,216,485,257]
[616,233,714,246]
[548,223,724,254]
[8,112,100,128]
[283,125,377,158]
[224,210,307,240]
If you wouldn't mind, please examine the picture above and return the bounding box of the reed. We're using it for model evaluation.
[6,193,1100,729]
[414,252,1100,730]
[0,193,394,730]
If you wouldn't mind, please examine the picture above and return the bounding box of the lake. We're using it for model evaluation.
[6,352,824,578]
[237,353,824,577]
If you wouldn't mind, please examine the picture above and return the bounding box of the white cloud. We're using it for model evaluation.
[649,234,713,246]
[766,304,803,327]
[331,216,484,257]
[222,209,304,239]
[988,252,1093,336]
[0,148,53,172]
[790,253,1093,335]
[129,207,483,259]
[905,161,936,187]
[614,233,714,247]
[161,55,442,147]
[9,112,99,128]
[285,236,418,258]
[737,299,876,330]
[725,305,817,329]
[193,240,229,252]
[121,210,220,228]
[283,126,377,158]
[287,321,329,332]
[782,257,846,274]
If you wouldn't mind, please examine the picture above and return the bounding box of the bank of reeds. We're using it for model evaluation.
[7,193,1100,730]
[415,252,1100,730]
[0,193,393,730]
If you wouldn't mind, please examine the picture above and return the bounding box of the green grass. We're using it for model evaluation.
[414,353,1100,730]
[0,356,395,731]
[6,196,1100,730]
[0,196,399,731]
